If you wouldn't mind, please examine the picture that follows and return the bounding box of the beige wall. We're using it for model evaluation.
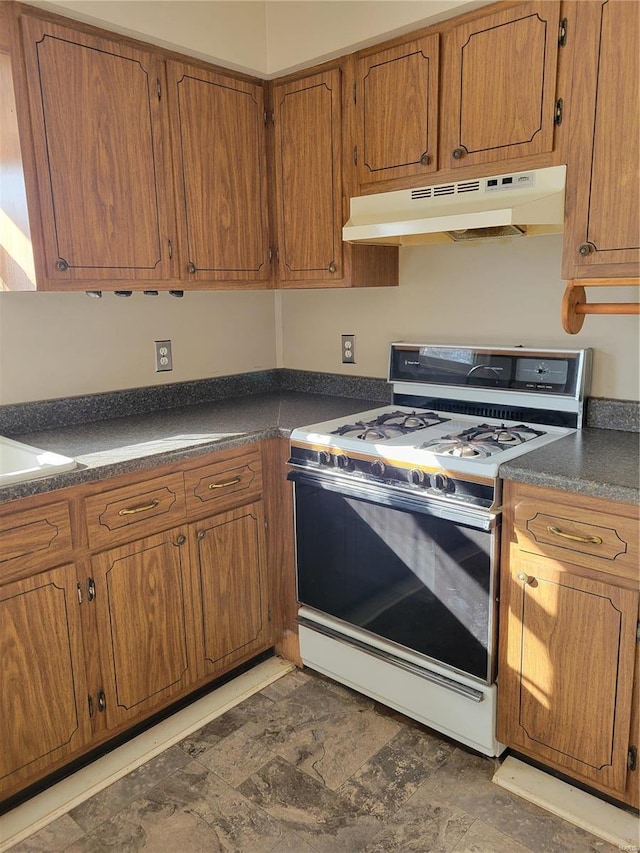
[0,291,277,403]
[280,235,640,401]
[32,0,488,75]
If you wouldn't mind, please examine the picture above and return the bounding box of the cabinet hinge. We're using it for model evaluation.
[636,619,640,642]
[554,98,563,126]
[156,78,161,101]
[353,145,358,166]
[628,746,637,772]
[268,604,272,622]
[87,577,96,602]
[88,694,95,718]
[558,18,568,47]
[264,109,274,125]
[353,83,357,105]
[97,690,106,713]
[77,583,83,605]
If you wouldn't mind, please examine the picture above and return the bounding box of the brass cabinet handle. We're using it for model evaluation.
[328,262,336,273]
[517,572,534,585]
[419,152,430,165]
[208,476,241,490]
[118,499,160,516]
[546,525,603,545]
[175,534,186,545]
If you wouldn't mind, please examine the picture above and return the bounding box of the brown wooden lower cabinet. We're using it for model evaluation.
[497,481,640,808]
[0,440,292,803]
[0,563,92,794]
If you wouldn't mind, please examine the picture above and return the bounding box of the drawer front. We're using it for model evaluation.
[185,451,262,517]
[85,473,186,550]
[0,501,72,580]
[514,499,639,579]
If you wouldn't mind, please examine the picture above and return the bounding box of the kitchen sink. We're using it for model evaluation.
[0,435,77,486]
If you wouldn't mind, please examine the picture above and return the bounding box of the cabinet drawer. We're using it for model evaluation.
[0,501,72,580]
[185,450,262,517]
[513,499,639,579]
[85,473,186,550]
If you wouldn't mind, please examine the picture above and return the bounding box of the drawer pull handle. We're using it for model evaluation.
[118,499,160,516]
[208,476,241,490]
[546,525,603,545]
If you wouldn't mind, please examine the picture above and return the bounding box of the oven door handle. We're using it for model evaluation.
[287,469,497,531]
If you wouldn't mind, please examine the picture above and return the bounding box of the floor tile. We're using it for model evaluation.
[338,724,456,817]
[196,728,278,788]
[178,692,274,759]
[68,745,190,833]
[452,819,533,853]
[259,669,312,702]
[8,814,85,853]
[144,759,286,851]
[238,755,383,852]
[362,793,475,852]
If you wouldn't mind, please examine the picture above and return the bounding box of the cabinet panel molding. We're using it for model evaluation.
[0,500,72,580]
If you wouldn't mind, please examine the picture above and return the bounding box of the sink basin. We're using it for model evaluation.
[0,435,77,486]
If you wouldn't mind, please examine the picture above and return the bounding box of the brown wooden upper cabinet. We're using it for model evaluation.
[562,0,640,279]
[19,15,178,288]
[354,34,439,191]
[166,62,270,285]
[271,65,398,288]
[441,1,561,171]
[272,69,344,285]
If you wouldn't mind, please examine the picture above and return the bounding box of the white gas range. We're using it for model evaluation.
[288,344,591,757]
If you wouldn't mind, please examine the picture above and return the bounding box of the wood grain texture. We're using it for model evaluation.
[0,562,91,798]
[19,14,178,284]
[513,492,639,579]
[184,450,262,518]
[84,472,186,550]
[190,502,271,676]
[441,1,560,170]
[273,69,343,282]
[562,0,640,278]
[356,34,439,188]
[90,527,198,728]
[166,61,270,284]
[0,500,72,579]
[498,480,640,808]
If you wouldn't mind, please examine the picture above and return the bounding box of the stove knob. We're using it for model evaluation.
[335,453,351,470]
[318,451,332,466]
[434,473,453,492]
[409,468,425,486]
[370,460,386,478]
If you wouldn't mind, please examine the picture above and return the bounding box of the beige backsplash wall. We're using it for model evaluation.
[0,290,276,404]
[280,235,640,402]
[0,239,638,406]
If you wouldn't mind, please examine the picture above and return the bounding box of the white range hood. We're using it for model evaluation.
[342,165,566,245]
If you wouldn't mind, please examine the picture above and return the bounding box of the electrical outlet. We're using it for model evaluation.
[155,340,173,372]
[341,334,356,364]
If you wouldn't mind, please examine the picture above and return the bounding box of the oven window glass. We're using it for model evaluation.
[295,481,494,681]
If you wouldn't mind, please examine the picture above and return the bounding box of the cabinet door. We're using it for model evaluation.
[562,0,640,278]
[0,564,91,798]
[441,1,560,171]
[190,502,271,676]
[166,62,270,285]
[355,34,439,189]
[20,15,177,287]
[498,554,638,795]
[272,69,343,284]
[90,528,198,729]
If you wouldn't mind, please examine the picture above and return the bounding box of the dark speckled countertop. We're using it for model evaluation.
[1,386,638,507]
[0,392,382,503]
[500,428,639,505]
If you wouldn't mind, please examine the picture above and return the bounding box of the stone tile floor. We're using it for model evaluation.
[11,669,621,852]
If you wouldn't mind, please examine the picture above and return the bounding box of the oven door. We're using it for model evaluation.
[289,469,500,684]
